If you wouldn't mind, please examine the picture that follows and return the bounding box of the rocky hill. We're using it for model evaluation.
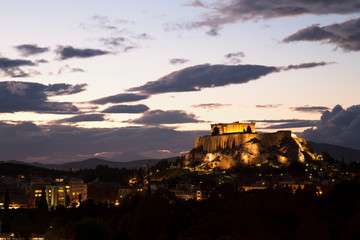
[185,131,314,169]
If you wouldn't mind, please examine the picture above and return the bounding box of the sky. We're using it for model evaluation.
[0,0,360,163]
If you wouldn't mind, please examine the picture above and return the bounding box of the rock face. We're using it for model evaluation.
[185,131,310,169]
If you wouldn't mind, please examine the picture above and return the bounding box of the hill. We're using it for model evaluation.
[309,141,360,163]
[185,131,313,169]
[7,157,177,171]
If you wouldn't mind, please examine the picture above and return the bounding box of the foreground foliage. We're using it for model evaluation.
[1,181,360,239]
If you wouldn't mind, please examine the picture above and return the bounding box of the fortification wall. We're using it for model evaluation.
[195,131,292,152]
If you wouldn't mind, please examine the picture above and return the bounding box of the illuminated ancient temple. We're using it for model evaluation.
[211,121,255,134]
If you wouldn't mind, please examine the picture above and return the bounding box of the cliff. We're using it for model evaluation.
[186,131,312,169]
[195,131,292,152]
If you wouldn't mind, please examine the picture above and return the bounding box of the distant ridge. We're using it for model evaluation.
[7,157,177,171]
[309,141,360,163]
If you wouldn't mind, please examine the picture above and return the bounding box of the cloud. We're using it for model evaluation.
[55,114,105,123]
[0,57,36,77]
[0,81,85,114]
[249,119,314,123]
[81,15,151,52]
[169,58,190,65]
[291,106,330,113]
[99,37,126,47]
[102,104,149,113]
[0,122,208,163]
[182,0,360,35]
[183,0,207,8]
[90,93,149,104]
[36,59,48,64]
[224,51,245,63]
[192,103,231,110]
[283,62,334,70]
[127,109,203,125]
[56,64,85,75]
[55,46,109,60]
[301,105,360,149]
[15,44,49,56]
[45,83,87,96]
[283,18,360,51]
[135,33,152,40]
[261,120,318,129]
[256,104,282,108]
[128,64,278,94]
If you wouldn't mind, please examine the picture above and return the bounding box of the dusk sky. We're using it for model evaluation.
[1,0,360,163]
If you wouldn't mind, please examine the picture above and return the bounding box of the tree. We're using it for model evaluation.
[322,152,335,164]
[4,188,9,210]
[211,126,220,136]
[38,188,48,212]
[74,218,110,240]
[12,212,32,240]
[190,160,202,171]
[66,194,71,207]
[246,125,252,133]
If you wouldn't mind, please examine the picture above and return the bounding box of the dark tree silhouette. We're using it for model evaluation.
[66,194,71,207]
[212,126,220,136]
[38,188,48,212]
[246,125,252,133]
[12,212,32,240]
[74,218,110,240]
[4,188,9,210]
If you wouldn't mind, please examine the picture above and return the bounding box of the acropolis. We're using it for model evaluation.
[211,121,255,134]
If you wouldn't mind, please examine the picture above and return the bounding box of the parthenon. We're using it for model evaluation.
[211,121,255,135]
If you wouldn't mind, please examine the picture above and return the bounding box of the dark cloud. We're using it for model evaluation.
[291,106,330,113]
[90,93,149,104]
[250,119,313,123]
[127,110,203,125]
[102,104,149,113]
[55,46,109,60]
[169,58,190,65]
[284,62,333,70]
[0,58,35,68]
[192,103,231,110]
[55,114,105,123]
[36,59,48,64]
[15,44,49,56]
[0,57,35,78]
[0,121,208,163]
[182,0,360,35]
[45,83,87,96]
[128,64,278,94]
[256,104,282,108]
[0,81,85,114]
[224,51,245,63]
[302,105,360,150]
[224,52,245,59]
[284,18,360,51]
[261,120,318,129]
